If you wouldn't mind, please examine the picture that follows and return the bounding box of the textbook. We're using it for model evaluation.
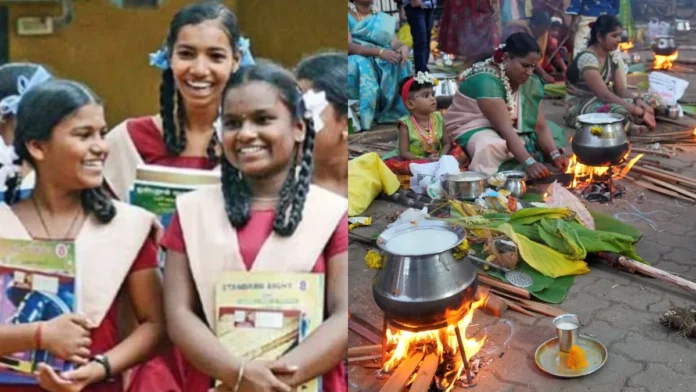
[215,272,325,391]
[0,238,77,385]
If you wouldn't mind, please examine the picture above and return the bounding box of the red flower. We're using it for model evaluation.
[493,48,504,63]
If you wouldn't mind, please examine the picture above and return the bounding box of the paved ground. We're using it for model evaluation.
[348,52,696,391]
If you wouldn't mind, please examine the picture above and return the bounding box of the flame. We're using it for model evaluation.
[654,51,679,70]
[565,153,643,188]
[619,41,633,52]
[382,295,488,391]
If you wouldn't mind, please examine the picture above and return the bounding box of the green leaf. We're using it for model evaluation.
[509,207,574,226]
[590,211,642,241]
[537,219,587,260]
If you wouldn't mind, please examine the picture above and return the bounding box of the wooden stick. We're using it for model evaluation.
[655,116,694,128]
[408,353,439,392]
[487,288,566,317]
[622,176,695,202]
[499,297,537,317]
[348,345,381,357]
[630,148,673,158]
[474,286,507,317]
[631,165,696,188]
[478,274,531,299]
[640,164,696,186]
[348,232,376,245]
[597,252,696,297]
[635,174,696,200]
[348,354,382,363]
[379,351,425,392]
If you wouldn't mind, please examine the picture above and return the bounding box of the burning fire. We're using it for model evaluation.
[382,296,488,391]
[565,153,644,188]
[619,41,633,52]
[654,51,678,70]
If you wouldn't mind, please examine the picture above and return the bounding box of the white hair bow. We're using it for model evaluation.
[0,66,52,117]
[302,90,329,134]
[0,141,19,193]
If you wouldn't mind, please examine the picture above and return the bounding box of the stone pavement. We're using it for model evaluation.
[348,65,696,390]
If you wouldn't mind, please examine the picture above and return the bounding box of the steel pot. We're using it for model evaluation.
[668,105,680,119]
[501,170,528,198]
[572,113,629,167]
[620,29,629,43]
[653,35,677,56]
[373,220,478,330]
[441,171,487,200]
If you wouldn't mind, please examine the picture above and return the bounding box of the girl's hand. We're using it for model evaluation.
[42,314,94,365]
[636,99,654,116]
[398,46,410,64]
[631,105,644,118]
[36,363,97,392]
[642,111,656,129]
[238,361,298,392]
[379,49,401,64]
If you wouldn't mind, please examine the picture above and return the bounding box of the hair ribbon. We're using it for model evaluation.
[0,66,52,117]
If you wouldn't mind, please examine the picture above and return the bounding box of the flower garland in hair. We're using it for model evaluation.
[414,71,439,85]
[459,44,516,117]
[348,1,377,15]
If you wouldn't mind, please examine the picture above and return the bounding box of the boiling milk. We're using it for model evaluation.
[386,229,459,255]
[556,322,578,330]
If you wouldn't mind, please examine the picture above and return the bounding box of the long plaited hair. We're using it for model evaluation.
[5,80,116,223]
[160,1,240,164]
[221,61,316,237]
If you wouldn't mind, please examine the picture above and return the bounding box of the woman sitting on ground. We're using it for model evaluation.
[444,32,569,179]
[348,0,412,131]
[565,15,657,135]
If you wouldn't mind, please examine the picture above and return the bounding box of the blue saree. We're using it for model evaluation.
[348,12,411,130]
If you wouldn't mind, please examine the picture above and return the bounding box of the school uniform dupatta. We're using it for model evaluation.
[0,202,158,327]
[103,120,145,202]
[176,184,347,328]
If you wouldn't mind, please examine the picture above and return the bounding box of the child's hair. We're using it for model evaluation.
[0,63,52,119]
[220,61,315,237]
[160,0,240,164]
[588,15,622,46]
[6,80,116,223]
[295,52,348,118]
[399,75,433,101]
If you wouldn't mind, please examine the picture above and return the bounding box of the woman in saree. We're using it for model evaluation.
[564,15,656,135]
[445,33,569,179]
[348,0,412,130]
[0,80,164,392]
[162,62,348,392]
[438,0,502,62]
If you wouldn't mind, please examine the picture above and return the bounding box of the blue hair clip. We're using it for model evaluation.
[149,47,170,71]
[238,37,255,66]
[0,66,52,117]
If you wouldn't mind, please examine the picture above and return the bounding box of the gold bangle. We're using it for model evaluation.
[232,361,246,392]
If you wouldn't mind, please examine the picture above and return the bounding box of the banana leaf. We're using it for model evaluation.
[590,211,642,242]
[538,219,587,260]
[509,207,575,225]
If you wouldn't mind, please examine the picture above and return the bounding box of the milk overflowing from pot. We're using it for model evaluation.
[386,229,459,255]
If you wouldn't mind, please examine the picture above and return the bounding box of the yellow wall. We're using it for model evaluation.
[8,0,344,126]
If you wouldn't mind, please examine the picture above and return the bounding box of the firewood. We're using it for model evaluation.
[474,286,508,317]
[640,164,696,187]
[633,174,696,200]
[348,354,382,363]
[348,344,382,357]
[630,148,673,158]
[408,353,439,392]
[655,116,695,128]
[499,297,537,317]
[379,351,425,392]
[349,314,382,344]
[631,165,696,188]
[597,253,696,297]
[623,176,694,202]
[478,275,531,299]
[486,288,566,317]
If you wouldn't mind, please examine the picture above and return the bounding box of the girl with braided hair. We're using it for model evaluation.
[0,80,165,392]
[162,61,348,392]
[104,0,244,201]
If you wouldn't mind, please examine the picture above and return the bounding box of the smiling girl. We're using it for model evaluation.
[104,1,241,201]
[0,80,164,392]
[162,61,348,392]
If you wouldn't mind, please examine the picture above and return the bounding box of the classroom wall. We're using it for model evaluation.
[7,0,344,126]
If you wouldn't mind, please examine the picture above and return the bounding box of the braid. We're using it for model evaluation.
[160,69,183,156]
[175,92,188,154]
[273,118,316,237]
[3,173,20,205]
[80,184,116,223]
[221,158,251,228]
[206,130,220,165]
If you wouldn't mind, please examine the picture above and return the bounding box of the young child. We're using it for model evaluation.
[383,72,452,175]
[544,18,569,76]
